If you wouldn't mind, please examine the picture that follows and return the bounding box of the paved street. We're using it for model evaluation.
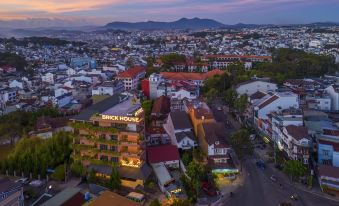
[210,105,339,206]
[224,157,339,206]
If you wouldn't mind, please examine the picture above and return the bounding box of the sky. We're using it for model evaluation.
[0,0,339,25]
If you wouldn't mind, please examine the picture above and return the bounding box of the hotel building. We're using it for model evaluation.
[70,93,150,188]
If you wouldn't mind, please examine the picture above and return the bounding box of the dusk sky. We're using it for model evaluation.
[0,0,339,25]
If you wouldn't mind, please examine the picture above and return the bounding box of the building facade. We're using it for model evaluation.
[70,93,149,188]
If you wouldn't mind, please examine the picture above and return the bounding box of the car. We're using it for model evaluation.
[201,181,217,196]
[290,194,299,200]
[29,180,45,187]
[270,175,277,182]
[15,178,30,185]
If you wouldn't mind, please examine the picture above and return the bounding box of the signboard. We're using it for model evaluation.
[102,115,140,123]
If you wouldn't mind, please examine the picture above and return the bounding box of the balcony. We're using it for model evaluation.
[94,148,120,156]
[120,141,139,146]
[121,150,145,158]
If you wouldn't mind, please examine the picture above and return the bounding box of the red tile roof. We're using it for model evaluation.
[323,129,339,137]
[147,145,180,164]
[318,139,339,152]
[285,125,309,141]
[258,95,279,109]
[160,69,224,81]
[319,165,339,179]
[205,54,272,60]
[151,95,171,115]
[118,66,145,79]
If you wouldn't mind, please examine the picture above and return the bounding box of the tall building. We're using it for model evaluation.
[70,93,150,188]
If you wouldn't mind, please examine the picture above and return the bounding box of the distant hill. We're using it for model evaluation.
[105,18,225,30]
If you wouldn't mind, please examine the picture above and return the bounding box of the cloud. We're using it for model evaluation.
[0,0,183,17]
[0,0,337,23]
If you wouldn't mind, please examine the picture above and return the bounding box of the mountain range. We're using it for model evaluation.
[0,18,338,35]
[105,18,225,30]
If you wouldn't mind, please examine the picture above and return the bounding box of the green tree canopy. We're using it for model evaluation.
[229,129,253,160]
[107,167,121,190]
[0,52,27,71]
[160,53,186,69]
[283,160,307,181]
[0,132,72,178]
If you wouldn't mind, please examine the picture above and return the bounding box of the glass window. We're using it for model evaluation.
[111,157,118,162]
[110,135,118,141]
[100,155,108,161]
[100,144,108,150]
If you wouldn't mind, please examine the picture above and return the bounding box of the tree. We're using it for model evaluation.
[141,100,153,126]
[88,168,97,183]
[182,152,192,166]
[283,160,307,181]
[51,165,65,181]
[126,57,134,68]
[0,132,72,179]
[224,89,237,108]
[70,161,85,177]
[229,129,253,170]
[186,161,206,198]
[108,167,121,190]
[234,94,248,114]
[160,53,186,69]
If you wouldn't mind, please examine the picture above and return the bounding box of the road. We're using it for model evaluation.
[210,105,339,206]
[223,157,339,206]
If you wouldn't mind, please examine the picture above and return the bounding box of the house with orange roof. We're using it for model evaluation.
[117,66,146,90]
[160,69,224,86]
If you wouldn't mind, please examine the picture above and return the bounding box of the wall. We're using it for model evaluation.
[318,143,333,165]
[236,81,278,96]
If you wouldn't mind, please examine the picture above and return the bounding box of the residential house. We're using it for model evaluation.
[318,165,339,192]
[236,80,278,96]
[117,66,146,90]
[151,95,171,127]
[254,92,299,127]
[91,80,124,96]
[281,125,311,164]
[163,111,197,150]
[42,72,54,84]
[197,122,237,174]
[34,117,73,139]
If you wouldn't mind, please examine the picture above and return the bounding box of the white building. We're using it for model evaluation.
[281,125,311,164]
[117,66,145,91]
[91,80,124,96]
[325,85,339,110]
[236,80,278,96]
[9,80,23,89]
[254,92,299,123]
[42,72,54,84]
[163,111,197,150]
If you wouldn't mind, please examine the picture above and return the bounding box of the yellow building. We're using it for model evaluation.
[185,101,215,136]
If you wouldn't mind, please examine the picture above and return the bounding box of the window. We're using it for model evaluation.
[100,144,108,150]
[322,149,329,157]
[100,155,108,161]
[111,157,119,162]
[110,135,118,141]
[110,146,117,151]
